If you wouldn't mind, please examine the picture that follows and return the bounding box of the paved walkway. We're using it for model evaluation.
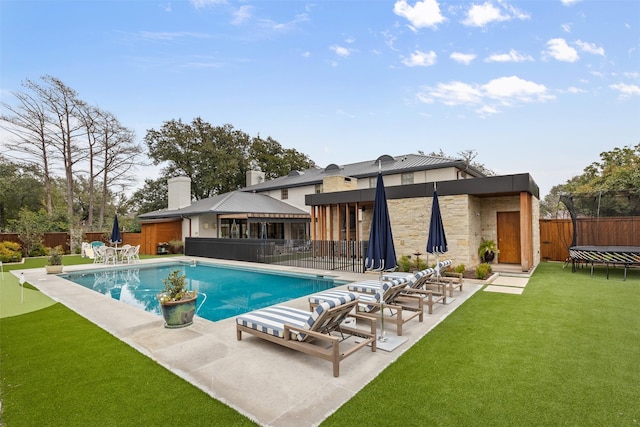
[15,258,483,427]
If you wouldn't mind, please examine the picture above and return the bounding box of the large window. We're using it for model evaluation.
[315,183,323,194]
[401,172,414,185]
[369,177,377,188]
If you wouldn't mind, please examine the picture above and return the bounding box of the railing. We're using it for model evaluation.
[185,238,367,273]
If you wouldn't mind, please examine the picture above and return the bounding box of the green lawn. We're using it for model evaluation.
[1,259,639,426]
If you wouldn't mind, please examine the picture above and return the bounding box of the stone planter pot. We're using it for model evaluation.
[159,296,197,328]
[45,265,63,274]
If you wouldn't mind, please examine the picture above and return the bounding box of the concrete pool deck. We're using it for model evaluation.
[16,257,483,427]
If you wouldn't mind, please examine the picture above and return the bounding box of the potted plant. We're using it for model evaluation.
[45,246,64,274]
[478,238,499,263]
[157,269,197,328]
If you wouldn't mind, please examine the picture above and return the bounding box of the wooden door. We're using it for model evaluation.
[497,211,521,264]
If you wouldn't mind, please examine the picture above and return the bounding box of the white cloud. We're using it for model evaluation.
[450,52,477,65]
[575,40,605,56]
[485,49,534,63]
[417,75,554,115]
[419,81,483,106]
[232,5,253,25]
[402,50,437,67]
[462,1,530,27]
[544,38,579,62]
[139,31,211,41]
[190,0,227,9]
[610,83,640,99]
[330,45,352,58]
[566,86,586,94]
[482,76,552,104]
[561,23,572,33]
[393,0,445,29]
[561,0,581,6]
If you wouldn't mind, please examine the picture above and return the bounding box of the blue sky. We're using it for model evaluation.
[1,0,639,198]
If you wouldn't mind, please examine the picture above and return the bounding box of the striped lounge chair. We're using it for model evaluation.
[309,279,423,337]
[236,293,376,377]
[425,260,463,298]
[358,269,445,314]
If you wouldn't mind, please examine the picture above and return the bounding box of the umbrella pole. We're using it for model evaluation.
[378,271,387,342]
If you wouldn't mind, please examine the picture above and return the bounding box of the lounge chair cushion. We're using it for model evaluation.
[236,292,357,342]
[347,277,408,294]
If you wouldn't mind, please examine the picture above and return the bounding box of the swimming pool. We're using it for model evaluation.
[61,261,340,322]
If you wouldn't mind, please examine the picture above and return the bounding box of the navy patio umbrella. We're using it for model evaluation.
[426,184,448,274]
[110,214,122,247]
[364,173,397,340]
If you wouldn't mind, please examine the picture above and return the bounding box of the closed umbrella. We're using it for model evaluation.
[426,184,447,277]
[110,215,122,247]
[364,172,397,340]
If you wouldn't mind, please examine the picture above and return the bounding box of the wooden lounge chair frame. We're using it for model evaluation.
[310,282,424,336]
[236,299,376,377]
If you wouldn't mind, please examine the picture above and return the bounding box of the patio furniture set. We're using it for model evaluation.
[236,260,463,377]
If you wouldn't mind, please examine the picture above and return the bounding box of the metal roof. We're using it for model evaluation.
[242,153,485,192]
[139,190,308,220]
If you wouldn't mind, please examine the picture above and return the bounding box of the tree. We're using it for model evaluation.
[129,178,168,214]
[540,143,640,217]
[144,118,315,202]
[0,156,45,230]
[1,75,145,231]
[249,135,315,180]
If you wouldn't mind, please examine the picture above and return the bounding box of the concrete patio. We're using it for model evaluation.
[16,257,483,427]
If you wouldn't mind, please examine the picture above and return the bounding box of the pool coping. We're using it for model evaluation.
[16,257,482,427]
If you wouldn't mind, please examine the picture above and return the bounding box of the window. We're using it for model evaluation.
[281,188,288,200]
[315,183,323,194]
[369,177,377,188]
[401,172,414,185]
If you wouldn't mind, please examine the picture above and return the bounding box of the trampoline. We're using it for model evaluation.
[568,245,640,280]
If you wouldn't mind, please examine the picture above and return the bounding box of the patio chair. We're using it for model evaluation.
[122,245,140,264]
[93,245,106,264]
[236,294,377,377]
[104,246,118,265]
[350,269,445,314]
[309,280,424,336]
[424,260,463,298]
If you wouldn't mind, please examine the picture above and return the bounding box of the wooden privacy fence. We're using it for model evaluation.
[540,216,640,262]
[0,232,141,254]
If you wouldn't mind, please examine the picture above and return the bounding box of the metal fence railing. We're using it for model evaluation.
[185,238,367,273]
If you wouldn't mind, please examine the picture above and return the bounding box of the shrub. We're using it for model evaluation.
[454,264,466,274]
[0,241,22,263]
[168,240,184,254]
[29,242,47,257]
[47,246,64,265]
[475,263,492,279]
[397,255,412,272]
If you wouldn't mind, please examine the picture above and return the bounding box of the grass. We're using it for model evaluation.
[324,263,640,426]
[1,259,639,425]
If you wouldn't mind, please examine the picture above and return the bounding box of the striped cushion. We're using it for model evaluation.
[308,290,357,307]
[347,277,408,293]
[435,260,452,276]
[408,268,435,288]
[237,301,332,342]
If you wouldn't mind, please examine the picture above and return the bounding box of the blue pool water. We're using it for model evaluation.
[61,262,340,322]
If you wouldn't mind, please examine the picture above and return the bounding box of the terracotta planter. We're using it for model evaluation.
[159,295,197,328]
[45,265,63,274]
[482,251,495,263]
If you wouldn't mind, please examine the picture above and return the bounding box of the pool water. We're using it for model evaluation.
[61,262,339,322]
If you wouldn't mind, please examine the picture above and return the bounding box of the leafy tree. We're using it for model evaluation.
[0,156,45,230]
[130,178,168,214]
[249,135,315,180]
[541,143,640,217]
[144,118,315,203]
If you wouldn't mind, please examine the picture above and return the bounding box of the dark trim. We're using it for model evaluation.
[306,173,539,206]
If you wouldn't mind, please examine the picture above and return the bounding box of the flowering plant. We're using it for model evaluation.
[158,269,197,304]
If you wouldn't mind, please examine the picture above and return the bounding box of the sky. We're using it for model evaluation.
[1,0,639,198]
